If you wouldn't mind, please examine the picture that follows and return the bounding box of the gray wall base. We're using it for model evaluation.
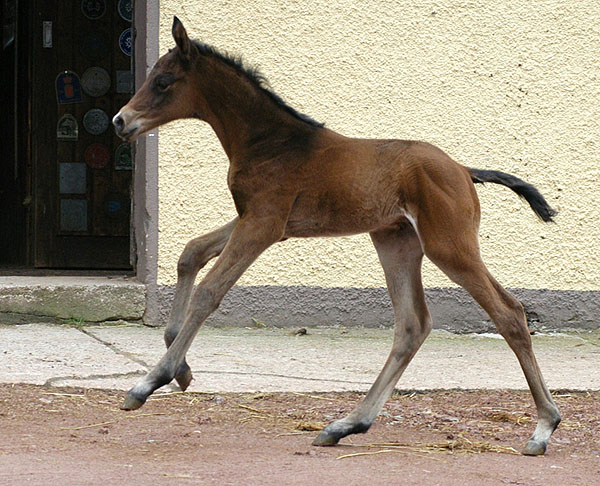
[0,277,145,323]
[154,285,599,332]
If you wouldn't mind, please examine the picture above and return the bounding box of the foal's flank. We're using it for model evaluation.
[113,16,560,457]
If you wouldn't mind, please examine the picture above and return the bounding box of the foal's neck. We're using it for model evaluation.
[193,60,319,163]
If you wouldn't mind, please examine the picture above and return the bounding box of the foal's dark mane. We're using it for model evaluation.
[192,40,324,129]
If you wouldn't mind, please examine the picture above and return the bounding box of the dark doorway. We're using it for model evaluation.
[0,0,27,267]
[1,0,135,270]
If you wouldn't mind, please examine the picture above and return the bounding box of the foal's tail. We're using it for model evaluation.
[468,168,557,223]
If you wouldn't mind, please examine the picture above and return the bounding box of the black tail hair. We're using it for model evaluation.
[468,168,557,222]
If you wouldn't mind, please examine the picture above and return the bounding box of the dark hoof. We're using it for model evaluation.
[522,439,547,456]
[121,391,147,411]
[175,366,193,392]
[312,430,340,447]
[312,419,370,446]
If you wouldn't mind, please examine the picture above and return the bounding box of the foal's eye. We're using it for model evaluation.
[154,75,174,91]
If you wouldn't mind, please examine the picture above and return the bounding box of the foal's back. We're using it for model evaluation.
[283,129,476,239]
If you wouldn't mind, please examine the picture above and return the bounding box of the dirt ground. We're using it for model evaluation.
[0,385,598,486]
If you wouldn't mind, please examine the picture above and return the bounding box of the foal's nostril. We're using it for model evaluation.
[113,114,125,133]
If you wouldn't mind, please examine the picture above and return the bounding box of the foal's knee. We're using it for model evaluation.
[164,327,178,347]
[177,247,198,277]
[165,286,220,346]
[177,238,209,276]
[409,312,433,345]
[392,311,432,361]
[494,293,531,344]
[189,286,221,314]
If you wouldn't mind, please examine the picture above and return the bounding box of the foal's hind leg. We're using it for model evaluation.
[314,223,432,446]
[165,218,238,390]
[419,214,560,455]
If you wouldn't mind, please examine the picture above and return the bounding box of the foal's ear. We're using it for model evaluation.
[172,16,194,61]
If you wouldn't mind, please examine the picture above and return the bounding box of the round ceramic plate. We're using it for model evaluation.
[118,0,133,22]
[81,0,106,20]
[84,143,110,168]
[83,108,109,135]
[119,28,132,56]
[104,192,130,220]
[81,67,111,97]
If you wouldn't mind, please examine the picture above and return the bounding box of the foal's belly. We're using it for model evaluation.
[283,191,407,238]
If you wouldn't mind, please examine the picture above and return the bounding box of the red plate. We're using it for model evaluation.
[84,143,110,169]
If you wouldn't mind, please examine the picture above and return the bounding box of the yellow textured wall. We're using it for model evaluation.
[156,1,599,291]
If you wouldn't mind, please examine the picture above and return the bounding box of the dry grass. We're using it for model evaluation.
[485,411,533,426]
[337,436,520,460]
[295,421,326,431]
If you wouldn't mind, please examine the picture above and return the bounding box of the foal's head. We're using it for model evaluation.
[113,17,203,141]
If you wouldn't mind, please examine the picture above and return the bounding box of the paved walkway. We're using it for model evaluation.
[1,323,599,394]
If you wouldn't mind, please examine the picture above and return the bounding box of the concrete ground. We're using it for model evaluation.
[1,322,599,394]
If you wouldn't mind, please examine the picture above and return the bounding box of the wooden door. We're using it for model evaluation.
[32,0,134,268]
[0,0,28,267]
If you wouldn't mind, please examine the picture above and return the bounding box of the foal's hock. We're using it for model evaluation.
[113,17,560,456]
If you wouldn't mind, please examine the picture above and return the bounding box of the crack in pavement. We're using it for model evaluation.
[73,327,374,387]
[577,336,600,348]
[77,327,152,370]
[75,327,187,392]
[191,369,373,385]
[44,370,146,387]
[42,369,372,388]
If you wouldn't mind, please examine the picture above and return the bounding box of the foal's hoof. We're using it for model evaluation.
[312,430,340,447]
[312,419,370,446]
[121,391,147,411]
[175,365,193,392]
[522,439,547,456]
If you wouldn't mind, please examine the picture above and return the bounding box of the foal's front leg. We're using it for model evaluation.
[165,218,238,391]
[121,216,283,410]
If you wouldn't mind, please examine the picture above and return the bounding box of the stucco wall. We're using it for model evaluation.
[155,2,599,302]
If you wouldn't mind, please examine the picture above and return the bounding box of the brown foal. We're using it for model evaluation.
[113,17,561,456]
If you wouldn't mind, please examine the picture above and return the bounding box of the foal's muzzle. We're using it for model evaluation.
[113,114,126,134]
[112,110,142,141]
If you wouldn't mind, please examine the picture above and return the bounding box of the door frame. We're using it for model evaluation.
[132,3,159,322]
